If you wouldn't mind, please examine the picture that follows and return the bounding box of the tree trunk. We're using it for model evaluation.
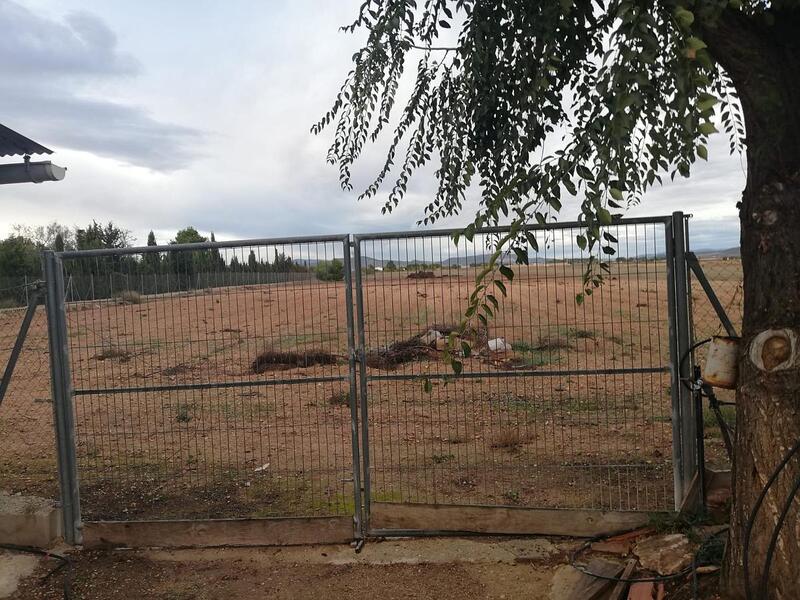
[703,8,800,599]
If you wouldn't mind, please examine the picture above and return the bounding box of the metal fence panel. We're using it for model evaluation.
[0,283,57,501]
[354,218,677,521]
[57,236,361,525]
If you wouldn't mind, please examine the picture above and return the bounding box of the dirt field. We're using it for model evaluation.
[6,536,723,600]
[0,255,742,521]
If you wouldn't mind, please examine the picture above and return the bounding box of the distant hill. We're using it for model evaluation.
[694,247,740,258]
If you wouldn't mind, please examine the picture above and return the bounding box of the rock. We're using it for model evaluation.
[488,337,512,352]
[591,539,631,556]
[627,581,655,599]
[634,533,694,576]
[420,330,444,346]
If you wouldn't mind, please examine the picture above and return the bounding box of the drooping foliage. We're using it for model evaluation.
[313,0,748,298]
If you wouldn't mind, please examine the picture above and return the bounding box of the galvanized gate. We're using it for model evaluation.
[41,213,697,546]
[352,213,695,536]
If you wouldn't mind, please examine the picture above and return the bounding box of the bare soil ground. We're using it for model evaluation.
[6,537,723,600]
[0,258,742,521]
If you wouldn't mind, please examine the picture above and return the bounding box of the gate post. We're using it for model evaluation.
[43,250,82,544]
[351,237,372,533]
[342,236,364,538]
[665,213,696,510]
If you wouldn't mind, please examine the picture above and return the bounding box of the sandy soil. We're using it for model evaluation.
[0,258,743,521]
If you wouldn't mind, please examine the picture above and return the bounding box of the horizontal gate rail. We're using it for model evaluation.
[367,366,669,382]
[73,375,351,396]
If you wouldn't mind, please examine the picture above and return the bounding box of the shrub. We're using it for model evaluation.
[315,259,344,282]
[328,391,350,407]
[117,290,143,304]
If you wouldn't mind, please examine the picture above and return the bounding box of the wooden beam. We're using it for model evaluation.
[370,503,655,537]
[82,517,354,549]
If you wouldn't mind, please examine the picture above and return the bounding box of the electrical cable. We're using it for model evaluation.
[743,438,800,600]
[757,473,800,599]
[569,527,727,586]
[0,543,72,599]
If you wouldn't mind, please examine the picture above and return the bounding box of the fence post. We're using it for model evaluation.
[674,213,697,508]
[352,237,372,532]
[665,212,696,510]
[43,250,82,544]
[342,236,364,538]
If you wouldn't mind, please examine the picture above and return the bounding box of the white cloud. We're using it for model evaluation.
[0,0,745,252]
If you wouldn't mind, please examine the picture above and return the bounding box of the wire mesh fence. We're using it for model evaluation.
[689,253,743,471]
[3,216,731,531]
[0,286,58,501]
[59,237,358,521]
[355,220,676,512]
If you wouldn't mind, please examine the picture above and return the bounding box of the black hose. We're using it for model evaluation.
[569,527,726,586]
[743,439,800,600]
[0,543,71,599]
[757,473,800,599]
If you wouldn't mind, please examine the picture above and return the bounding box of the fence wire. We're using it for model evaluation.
[2,219,731,526]
[59,238,357,521]
[356,221,675,512]
[689,254,743,471]
[0,293,58,501]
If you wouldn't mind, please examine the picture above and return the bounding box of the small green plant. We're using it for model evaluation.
[502,490,521,504]
[328,391,350,407]
[431,453,455,464]
[175,403,193,423]
[568,328,596,340]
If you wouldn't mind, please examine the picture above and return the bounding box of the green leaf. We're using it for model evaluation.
[698,122,718,135]
[609,188,623,201]
[499,265,514,281]
[597,207,613,225]
[697,144,708,160]
[423,378,433,393]
[697,94,719,112]
[494,279,508,297]
[674,6,694,28]
[461,341,472,358]
[686,36,707,51]
[576,234,587,250]
[452,360,463,375]
[576,293,585,305]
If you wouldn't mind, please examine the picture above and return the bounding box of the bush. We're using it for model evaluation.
[315,259,344,282]
[117,290,143,304]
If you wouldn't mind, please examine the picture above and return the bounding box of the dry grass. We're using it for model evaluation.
[93,346,132,361]
[117,290,143,304]
[491,429,523,450]
[328,391,351,407]
[251,349,339,373]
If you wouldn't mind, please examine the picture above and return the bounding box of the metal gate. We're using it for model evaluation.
[40,213,697,545]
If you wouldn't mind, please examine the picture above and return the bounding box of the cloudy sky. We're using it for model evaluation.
[1,0,745,250]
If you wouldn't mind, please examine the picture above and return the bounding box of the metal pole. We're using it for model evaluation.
[342,236,364,538]
[0,286,41,408]
[43,251,81,544]
[352,237,372,532]
[664,218,685,509]
[673,212,697,509]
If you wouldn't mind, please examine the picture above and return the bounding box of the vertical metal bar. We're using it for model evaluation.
[352,237,372,532]
[43,251,82,544]
[342,236,364,538]
[0,287,41,407]
[664,218,685,509]
[673,212,696,508]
